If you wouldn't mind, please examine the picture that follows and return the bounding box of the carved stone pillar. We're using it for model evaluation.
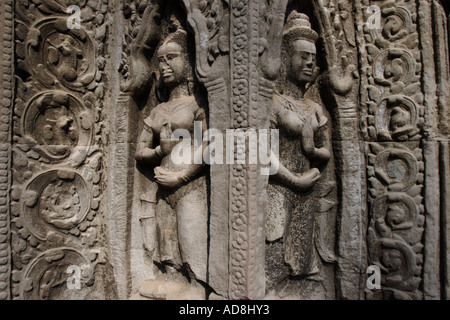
[7,0,111,300]
[0,0,14,301]
[358,0,449,300]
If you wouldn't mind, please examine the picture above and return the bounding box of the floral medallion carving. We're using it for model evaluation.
[371,193,418,232]
[26,17,96,91]
[369,238,421,299]
[21,91,93,163]
[372,145,419,192]
[375,95,421,142]
[9,0,107,300]
[368,5,414,43]
[20,247,93,300]
[22,170,91,241]
[372,48,416,87]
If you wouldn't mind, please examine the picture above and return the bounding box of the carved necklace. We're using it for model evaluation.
[277,93,308,123]
[158,96,194,116]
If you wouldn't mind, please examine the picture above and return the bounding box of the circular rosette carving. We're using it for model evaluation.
[373,49,415,87]
[373,147,418,192]
[22,170,91,240]
[26,17,95,91]
[370,238,421,294]
[372,193,417,233]
[21,91,93,163]
[20,247,93,300]
[369,6,413,43]
[375,95,420,141]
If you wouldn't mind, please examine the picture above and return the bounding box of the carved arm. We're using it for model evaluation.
[154,117,208,188]
[260,0,289,80]
[135,126,163,166]
[176,116,209,183]
[123,1,163,97]
[270,152,321,192]
[181,0,211,80]
[301,119,331,164]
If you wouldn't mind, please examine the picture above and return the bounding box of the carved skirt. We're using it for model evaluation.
[154,175,208,283]
[266,135,320,279]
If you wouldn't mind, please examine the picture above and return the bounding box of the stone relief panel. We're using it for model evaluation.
[357,0,444,300]
[366,142,425,299]
[362,1,424,143]
[134,29,210,299]
[10,0,110,299]
[121,1,214,299]
[123,0,345,300]
[0,0,14,301]
[0,0,448,301]
[265,9,338,299]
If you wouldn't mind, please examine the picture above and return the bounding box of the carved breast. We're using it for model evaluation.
[151,96,199,137]
[272,93,323,138]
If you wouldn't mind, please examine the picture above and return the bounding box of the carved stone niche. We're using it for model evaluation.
[1,0,449,301]
[120,0,343,300]
[115,0,448,301]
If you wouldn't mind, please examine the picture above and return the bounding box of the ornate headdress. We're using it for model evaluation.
[163,28,188,50]
[283,11,318,44]
[161,17,188,52]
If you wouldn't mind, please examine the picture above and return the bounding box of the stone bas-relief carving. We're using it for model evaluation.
[359,0,441,300]
[7,0,109,300]
[135,26,209,299]
[21,91,93,163]
[1,0,449,301]
[265,11,337,299]
[367,143,425,300]
[25,17,96,91]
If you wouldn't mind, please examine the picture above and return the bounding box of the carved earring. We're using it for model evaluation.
[154,71,168,102]
[186,77,194,96]
[305,66,321,91]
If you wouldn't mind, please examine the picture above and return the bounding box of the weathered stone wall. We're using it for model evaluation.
[0,0,448,300]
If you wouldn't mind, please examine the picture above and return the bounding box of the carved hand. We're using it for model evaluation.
[259,0,289,80]
[123,3,162,96]
[329,51,358,96]
[135,146,163,165]
[291,168,321,192]
[301,119,331,162]
[154,166,185,188]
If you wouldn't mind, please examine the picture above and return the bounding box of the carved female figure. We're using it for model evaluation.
[266,11,333,286]
[135,27,208,295]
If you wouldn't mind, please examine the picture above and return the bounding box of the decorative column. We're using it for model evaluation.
[0,0,14,301]
[357,0,448,300]
[185,0,287,299]
[9,0,110,300]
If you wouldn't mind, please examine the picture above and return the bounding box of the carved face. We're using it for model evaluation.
[288,39,317,87]
[157,42,185,88]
